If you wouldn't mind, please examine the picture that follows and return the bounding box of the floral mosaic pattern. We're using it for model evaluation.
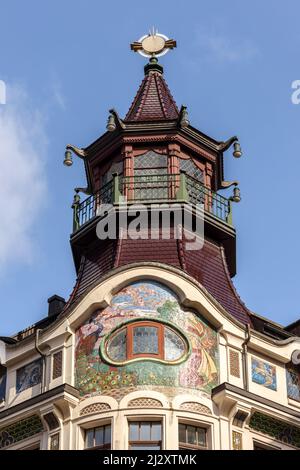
[286,366,300,402]
[75,281,219,397]
[251,357,277,391]
[16,359,42,393]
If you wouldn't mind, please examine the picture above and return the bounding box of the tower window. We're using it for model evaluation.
[104,320,188,364]
[129,421,162,450]
[178,423,207,450]
[85,424,111,450]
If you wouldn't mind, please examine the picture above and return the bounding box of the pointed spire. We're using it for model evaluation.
[125,58,179,122]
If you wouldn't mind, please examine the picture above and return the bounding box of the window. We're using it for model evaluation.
[105,320,187,364]
[85,424,111,450]
[0,365,7,402]
[133,151,168,200]
[178,423,207,450]
[129,421,162,450]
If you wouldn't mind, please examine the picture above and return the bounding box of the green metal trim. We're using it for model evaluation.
[112,173,121,204]
[176,171,188,202]
[99,316,191,367]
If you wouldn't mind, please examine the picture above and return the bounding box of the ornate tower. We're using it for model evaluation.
[1,31,299,452]
[66,32,249,326]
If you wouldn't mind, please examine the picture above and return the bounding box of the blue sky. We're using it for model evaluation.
[0,0,300,335]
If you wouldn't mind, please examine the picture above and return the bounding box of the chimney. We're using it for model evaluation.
[47,295,66,317]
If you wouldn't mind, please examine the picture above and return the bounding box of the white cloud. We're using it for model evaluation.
[0,85,48,270]
[194,30,258,63]
[52,81,66,111]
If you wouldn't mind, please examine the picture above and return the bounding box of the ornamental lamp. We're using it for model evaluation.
[180,107,190,128]
[63,148,73,166]
[106,113,116,132]
[232,186,241,203]
[233,141,242,158]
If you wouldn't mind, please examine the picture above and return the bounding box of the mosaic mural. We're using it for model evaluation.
[251,357,277,391]
[286,366,300,402]
[16,359,42,393]
[75,281,219,397]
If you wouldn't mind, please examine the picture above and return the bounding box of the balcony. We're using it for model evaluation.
[71,172,234,233]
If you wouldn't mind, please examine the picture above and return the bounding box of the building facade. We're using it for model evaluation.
[1,35,300,451]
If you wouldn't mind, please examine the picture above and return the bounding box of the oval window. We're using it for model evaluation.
[103,320,188,365]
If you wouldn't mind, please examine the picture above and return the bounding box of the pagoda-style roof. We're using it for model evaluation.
[125,62,179,122]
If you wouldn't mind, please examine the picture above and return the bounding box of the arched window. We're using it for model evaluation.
[104,320,188,364]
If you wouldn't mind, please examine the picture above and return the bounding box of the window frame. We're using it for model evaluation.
[128,420,163,450]
[103,319,189,365]
[127,321,164,360]
[178,422,208,451]
[84,423,112,450]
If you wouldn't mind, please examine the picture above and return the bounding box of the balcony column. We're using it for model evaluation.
[112,173,121,204]
[176,170,188,202]
[123,145,133,200]
[168,143,180,199]
[71,192,80,232]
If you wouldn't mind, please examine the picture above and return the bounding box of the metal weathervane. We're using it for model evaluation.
[130,28,177,58]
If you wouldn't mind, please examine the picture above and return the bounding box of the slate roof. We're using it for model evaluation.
[66,235,252,326]
[125,68,179,122]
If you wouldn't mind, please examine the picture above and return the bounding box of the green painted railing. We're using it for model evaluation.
[72,172,232,232]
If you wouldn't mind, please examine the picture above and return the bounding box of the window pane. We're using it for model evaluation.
[151,422,161,441]
[85,429,94,448]
[140,422,151,441]
[133,327,158,355]
[104,425,111,445]
[129,423,139,441]
[187,425,197,445]
[107,329,127,361]
[94,427,104,447]
[197,427,206,447]
[130,444,161,450]
[179,424,186,443]
[164,328,185,361]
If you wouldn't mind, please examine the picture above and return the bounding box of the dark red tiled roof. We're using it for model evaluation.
[68,235,251,325]
[125,70,179,122]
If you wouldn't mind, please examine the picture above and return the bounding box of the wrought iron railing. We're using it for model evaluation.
[72,172,232,232]
[72,180,113,231]
[186,174,231,223]
[120,173,179,201]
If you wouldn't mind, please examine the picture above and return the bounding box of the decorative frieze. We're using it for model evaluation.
[0,415,43,449]
[180,402,211,415]
[249,412,300,448]
[232,431,243,450]
[80,403,111,416]
[229,350,240,378]
[52,351,63,380]
[50,433,60,450]
[128,398,163,408]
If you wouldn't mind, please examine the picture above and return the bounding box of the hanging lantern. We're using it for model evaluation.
[63,149,73,166]
[106,113,116,132]
[233,141,242,158]
[180,107,190,127]
[232,186,241,203]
